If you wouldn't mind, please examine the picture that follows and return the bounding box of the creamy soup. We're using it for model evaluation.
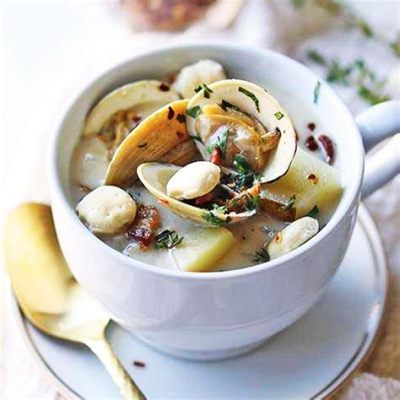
[70,59,342,272]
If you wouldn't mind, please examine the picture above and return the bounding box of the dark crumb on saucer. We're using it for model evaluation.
[133,361,146,368]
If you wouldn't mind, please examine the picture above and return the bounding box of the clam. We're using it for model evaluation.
[105,99,199,187]
[137,162,257,227]
[186,79,297,182]
[84,80,179,137]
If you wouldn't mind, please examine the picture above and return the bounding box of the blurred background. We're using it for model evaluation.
[1,0,399,398]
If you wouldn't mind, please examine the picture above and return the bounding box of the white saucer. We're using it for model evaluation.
[11,205,388,400]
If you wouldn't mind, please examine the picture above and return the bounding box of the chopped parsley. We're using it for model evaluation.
[306,205,320,219]
[219,99,241,112]
[245,194,260,211]
[274,111,284,120]
[176,114,186,123]
[212,204,228,214]
[238,87,260,112]
[203,211,230,227]
[154,230,183,249]
[207,128,229,157]
[194,83,213,98]
[190,134,202,142]
[186,106,201,118]
[254,248,270,262]
[282,195,296,211]
[313,81,321,104]
[233,154,251,174]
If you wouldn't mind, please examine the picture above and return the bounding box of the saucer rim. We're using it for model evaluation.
[9,204,388,400]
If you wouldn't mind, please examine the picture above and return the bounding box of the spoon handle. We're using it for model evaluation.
[85,337,146,400]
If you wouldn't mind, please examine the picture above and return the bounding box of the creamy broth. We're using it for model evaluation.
[70,61,342,272]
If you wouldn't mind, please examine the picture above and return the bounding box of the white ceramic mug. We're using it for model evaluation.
[49,44,400,360]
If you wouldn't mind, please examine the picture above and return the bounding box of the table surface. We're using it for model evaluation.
[1,0,399,398]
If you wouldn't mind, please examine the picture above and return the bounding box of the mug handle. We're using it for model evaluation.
[355,100,400,198]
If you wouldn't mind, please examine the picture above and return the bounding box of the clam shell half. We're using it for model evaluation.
[137,163,256,227]
[105,100,198,187]
[186,79,297,183]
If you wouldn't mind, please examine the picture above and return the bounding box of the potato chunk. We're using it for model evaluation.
[171,227,234,272]
[264,148,342,220]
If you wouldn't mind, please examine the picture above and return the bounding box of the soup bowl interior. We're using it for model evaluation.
[49,43,363,359]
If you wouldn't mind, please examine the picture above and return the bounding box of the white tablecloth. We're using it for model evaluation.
[1,0,400,398]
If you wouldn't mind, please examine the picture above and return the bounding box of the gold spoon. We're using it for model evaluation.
[4,203,146,400]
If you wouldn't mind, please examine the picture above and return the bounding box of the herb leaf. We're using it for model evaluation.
[254,248,270,262]
[190,134,202,142]
[274,111,284,120]
[306,205,319,219]
[233,154,251,174]
[219,99,241,112]
[282,195,296,211]
[313,81,321,104]
[238,87,260,112]
[186,106,201,118]
[207,128,230,157]
[155,230,183,249]
[176,114,186,123]
[203,212,230,227]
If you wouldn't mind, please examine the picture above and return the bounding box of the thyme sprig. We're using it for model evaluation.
[307,50,390,105]
[155,230,183,249]
[203,212,230,227]
[254,248,270,263]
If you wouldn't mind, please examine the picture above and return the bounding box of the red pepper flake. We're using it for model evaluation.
[166,73,176,85]
[176,131,185,139]
[133,116,142,123]
[194,192,214,206]
[210,147,222,165]
[159,83,170,92]
[307,173,319,184]
[305,136,318,151]
[159,199,169,206]
[317,134,335,164]
[167,106,175,120]
[133,361,146,368]
[307,122,316,131]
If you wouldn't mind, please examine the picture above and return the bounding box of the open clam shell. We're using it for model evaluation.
[186,79,297,183]
[105,100,199,187]
[83,80,179,137]
[137,163,256,227]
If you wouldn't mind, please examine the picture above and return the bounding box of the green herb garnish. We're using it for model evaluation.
[203,212,230,227]
[306,205,319,219]
[155,230,183,249]
[282,195,296,211]
[233,154,251,174]
[358,85,390,105]
[207,128,229,157]
[177,114,186,123]
[254,248,270,263]
[186,106,201,118]
[274,111,284,120]
[238,87,260,112]
[245,194,260,211]
[190,134,202,142]
[219,99,241,112]
[313,81,321,104]
[307,50,327,65]
[212,204,228,214]
[194,83,213,98]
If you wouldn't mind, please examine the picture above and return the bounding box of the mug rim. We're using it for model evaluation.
[49,42,364,281]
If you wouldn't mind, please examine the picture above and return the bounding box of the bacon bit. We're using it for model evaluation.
[194,192,214,206]
[307,173,319,184]
[307,122,316,131]
[159,83,170,92]
[133,361,146,368]
[159,199,169,206]
[210,147,222,165]
[126,205,160,249]
[317,134,335,164]
[167,106,175,120]
[305,136,318,151]
[79,184,92,194]
[176,131,185,139]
